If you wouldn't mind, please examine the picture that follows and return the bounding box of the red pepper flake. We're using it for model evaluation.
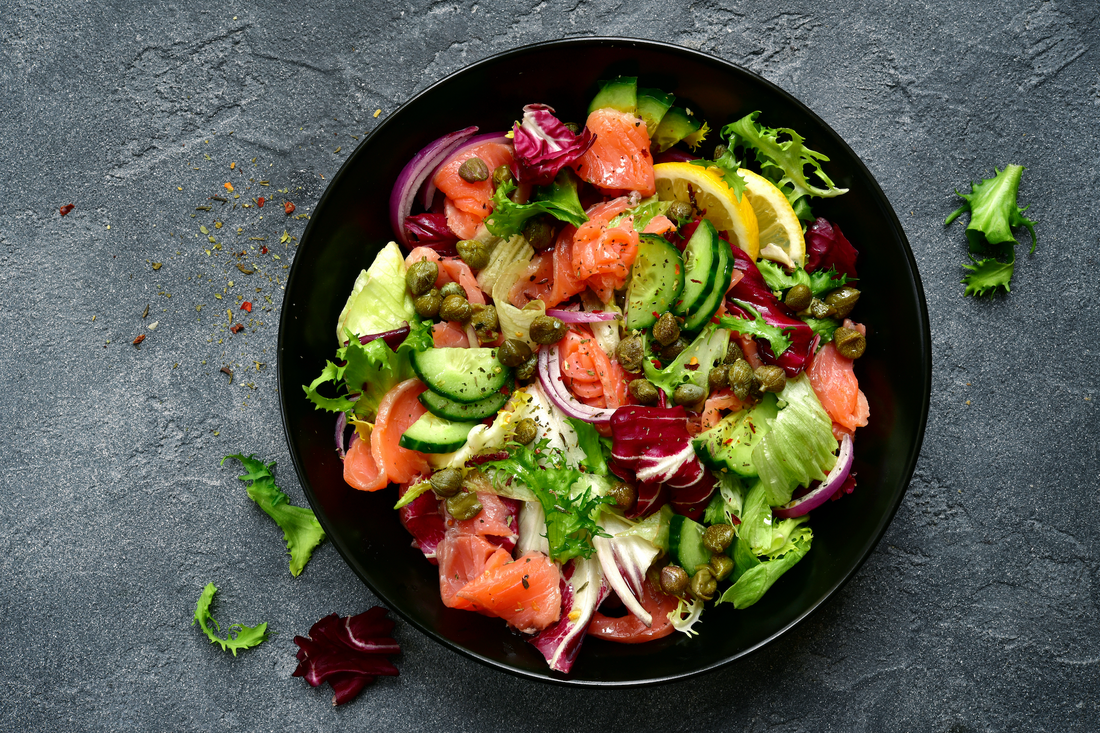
[132,334,146,346]
[230,323,245,334]
[260,246,268,254]
[284,201,296,215]
[59,204,75,216]
[240,301,253,313]
[257,196,265,208]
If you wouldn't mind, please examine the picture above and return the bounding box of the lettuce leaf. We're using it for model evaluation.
[961,252,1015,297]
[222,454,326,576]
[718,302,793,360]
[803,316,839,343]
[703,472,745,526]
[756,259,850,299]
[565,417,609,476]
[607,195,673,232]
[192,583,268,656]
[484,168,588,237]
[688,140,747,202]
[335,242,417,344]
[643,324,730,399]
[720,524,812,609]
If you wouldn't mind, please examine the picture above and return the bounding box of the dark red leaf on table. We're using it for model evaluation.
[292,607,401,706]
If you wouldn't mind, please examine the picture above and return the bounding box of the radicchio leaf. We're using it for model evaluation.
[397,480,447,561]
[403,212,459,255]
[804,217,858,278]
[531,557,608,673]
[292,607,401,706]
[512,104,596,186]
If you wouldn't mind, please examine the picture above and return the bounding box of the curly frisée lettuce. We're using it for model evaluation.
[335,242,418,344]
[193,583,269,656]
[485,169,588,238]
[756,259,850,299]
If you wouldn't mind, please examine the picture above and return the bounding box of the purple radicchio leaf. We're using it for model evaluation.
[512,104,596,186]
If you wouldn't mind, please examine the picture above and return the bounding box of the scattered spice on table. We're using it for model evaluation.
[257,196,265,208]
[241,301,252,313]
[59,204,74,216]
[230,323,245,334]
[132,334,146,347]
[220,366,234,383]
[284,201,296,215]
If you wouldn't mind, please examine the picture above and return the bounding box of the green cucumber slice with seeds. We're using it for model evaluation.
[624,234,685,331]
[411,347,510,404]
[669,514,713,576]
[399,412,478,453]
[637,87,676,137]
[652,106,703,153]
[682,238,733,332]
[673,218,720,318]
[418,377,513,421]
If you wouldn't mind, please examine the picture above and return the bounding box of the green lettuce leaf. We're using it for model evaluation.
[756,260,850,298]
[335,242,418,344]
[720,524,812,609]
[703,472,745,526]
[803,316,840,343]
[643,324,730,400]
[718,303,793,360]
[608,195,673,232]
[565,417,609,476]
[222,454,326,576]
[192,583,268,656]
[961,252,1015,297]
[689,143,748,202]
[485,168,588,237]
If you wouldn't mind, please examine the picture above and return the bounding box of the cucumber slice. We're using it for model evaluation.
[399,412,478,453]
[418,377,513,421]
[637,87,675,137]
[588,76,637,115]
[682,239,733,332]
[693,394,779,477]
[673,219,719,317]
[624,234,685,331]
[652,106,703,153]
[669,514,713,576]
[411,347,510,404]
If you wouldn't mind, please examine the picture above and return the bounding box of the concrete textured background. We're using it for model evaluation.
[1,1,1098,731]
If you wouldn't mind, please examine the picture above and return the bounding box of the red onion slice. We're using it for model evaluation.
[774,434,853,519]
[536,343,615,424]
[342,322,411,349]
[545,308,618,323]
[335,412,349,458]
[390,126,478,247]
[421,132,513,210]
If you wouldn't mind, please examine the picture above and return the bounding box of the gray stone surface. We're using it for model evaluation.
[1,1,1097,731]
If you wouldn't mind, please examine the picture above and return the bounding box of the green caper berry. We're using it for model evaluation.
[729,358,754,401]
[405,259,438,296]
[690,566,717,601]
[710,554,734,582]
[429,468,463,498]
[414,289,442,319]
[628,379,660,405]
[754,365,787,393]
[492,165,513,187]
[607,480,637,512]
[809,298,835,319]
[672,383,705,406]
[834,327,866,359]
[725,341,744,364]
[712,144,728,160]
[667,201,693,222]
[470,305,499,342]
[458,156,489,183]
[513,417,538,445]
[563,122,582,135]
[440,282,466,299]
[660,337,688,362]
[702,524,735,554]
[523,215,556,252]
[515,354,538,382]
[445,490,483,521]
[660,565,690,596]
[497,338,532,368]
[456,238,490,270]
[615,336,645,373]
[529,315,566,345]
[784,283,812,312]
[651,312,680,347]
[825,286,861,319]
[439,293,472,323]
[708,365,729,393]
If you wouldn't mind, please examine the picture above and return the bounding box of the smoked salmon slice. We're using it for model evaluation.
[807,341,870,434]
[572,108,655,196]
[372,379,432,484]
[457,552,562,633]
[434,142,514,237]
[436,533,512,611]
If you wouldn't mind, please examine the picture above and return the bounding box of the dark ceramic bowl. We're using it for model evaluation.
[278,38,930,686]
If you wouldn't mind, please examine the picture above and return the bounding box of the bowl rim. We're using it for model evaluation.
[278,35,932,688]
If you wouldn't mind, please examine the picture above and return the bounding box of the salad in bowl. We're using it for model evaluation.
[303,76,869,675]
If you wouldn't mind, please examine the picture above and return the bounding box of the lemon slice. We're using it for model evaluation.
[653,162,760,261]
[737,168,806,268]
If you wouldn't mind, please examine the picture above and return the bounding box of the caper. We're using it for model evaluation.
[523,215,556,252]
[834,326,866,359]
[708,365,729,393]
[445,490,483,521]
[754,365,787,393]
[456,238,490,270]
[414,288,442,319]
[440,281,466,300]
[628,378,660,405]
[712,144,728,160]
[492,165,513,187]
[710,554,734,582]
[513,417,538,445]
[615,336,645,373]
[497,338,532,368]
[470,305,499,344]
[809,298,835,319]
[825,286,861,319]
[660,565,690,596]
[729,358,754,401]
[439,293,472,323]
[667,200,693,222]
[784,283,812,312]
[651,312,680,347]
[458,156,489,183]
[702,524,735,554]
[405,259,438,296]
[690,566,717,601]
[607,480,637,512]
[529,315,566,344]
[515,354,538,382]
[429,467,463,498]
[660,336,688,362]
[725,340,744,364]
[563,121,582,135]
[672,383,705,406]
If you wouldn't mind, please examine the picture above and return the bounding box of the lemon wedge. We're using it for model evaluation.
[653,162,760,261]
[737,168,806,268]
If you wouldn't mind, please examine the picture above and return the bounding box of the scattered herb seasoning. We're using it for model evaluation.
[221,366,234,383]
[132,334,146,347]
[152,262,162,270]
[195,205,212,211]
[224,182,234,192]
[230,323,245,334]
[142,304,149,318]
[59,204,74,216]
[236,263,254,275]
[210,196,227,203]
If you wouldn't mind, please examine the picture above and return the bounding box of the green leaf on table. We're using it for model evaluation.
[192,583,268,656]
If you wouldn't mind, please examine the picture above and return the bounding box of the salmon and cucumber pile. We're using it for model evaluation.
[304,76,869,673]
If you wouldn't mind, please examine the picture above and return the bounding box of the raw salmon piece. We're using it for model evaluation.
[642,214,676,235]
[507,224,586,309]
[436,533,511,610]
[432,321,470,348]
[572,108,655,196]
[434,142,515,233]
[446,492,517,539]
[570,198,639,302]
[559,329,628,409]
[457,552,562,633]
[807,342,870,433]
[700,387,743,432]
[439,258,486,305]
[445,199,482,241]
[373,379,431,484]
[343,433,387,492]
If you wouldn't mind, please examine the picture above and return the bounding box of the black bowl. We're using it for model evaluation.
[278,38,930,686]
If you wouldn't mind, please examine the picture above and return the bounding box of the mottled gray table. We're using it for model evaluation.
[2,2,1098,731]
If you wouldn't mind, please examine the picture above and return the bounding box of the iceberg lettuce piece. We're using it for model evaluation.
[335,242,417,344]
[703,473,745,526]
[721,524,812,609]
